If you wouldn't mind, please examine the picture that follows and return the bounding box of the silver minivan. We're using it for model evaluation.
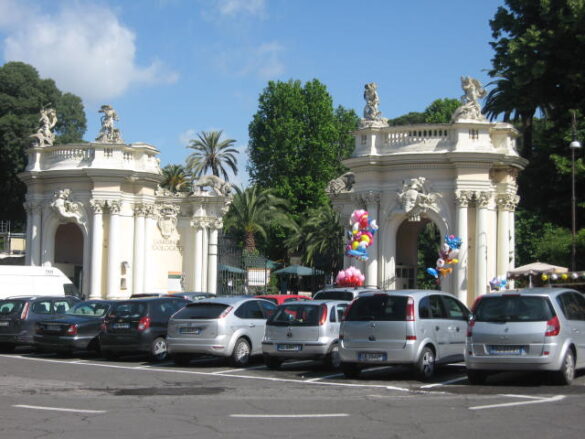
[465,288,585,385]
[262,300,348,369]
[339,290,470,380]
[167,296,277,367]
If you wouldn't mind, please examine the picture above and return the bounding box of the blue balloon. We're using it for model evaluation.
[426,267,438,278]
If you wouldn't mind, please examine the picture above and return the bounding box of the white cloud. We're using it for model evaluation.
[0,1,179,103]
[179,129,196,146]
[215,0,266,18]
[215,41,285,79]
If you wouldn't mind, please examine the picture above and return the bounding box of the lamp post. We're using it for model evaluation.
[570,111,582,272]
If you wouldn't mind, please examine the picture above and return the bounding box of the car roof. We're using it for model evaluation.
[478,287,580,298]
[280,299,347,306]
[119,297,188,303]
[191,296,272,306]
[355,289,455,298]
[3,295,78,300]
[256,294,308,299]
[315,287,378,293]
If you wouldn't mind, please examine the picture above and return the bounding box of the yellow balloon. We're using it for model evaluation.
[351,241,359,250]
[561,273,568,280]
[451,259,459,264]
[361,235,370,244]
[541,274,549,281]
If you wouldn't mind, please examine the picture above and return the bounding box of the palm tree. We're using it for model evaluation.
[223,185,289,253]
[186,130,238,181]
[160,164,188,193]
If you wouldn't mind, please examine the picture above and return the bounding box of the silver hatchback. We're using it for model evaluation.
[262,300,348,369]
[167,296,277,367]
[339,290,470,380]
[465,288,585,385]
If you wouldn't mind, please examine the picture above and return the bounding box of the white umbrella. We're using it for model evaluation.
[507,262,568,287]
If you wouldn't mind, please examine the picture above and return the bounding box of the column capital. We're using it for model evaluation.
[191,215,213,229]
[134,203,148,216]
[360,191,381,207]
[454,190,473,208]
[475,191,491,208]
[495,193,520,211]
[107,200,121,214]
[90,199,107,214]
[24,200,42,214]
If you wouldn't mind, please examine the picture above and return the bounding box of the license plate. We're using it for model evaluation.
[359,352,387,362]
[112,323,130,329]
[277,344,302,352]
[44,324,62,332]
[179,327,201,335]
[488,345,525,355]
[0,321,9,327]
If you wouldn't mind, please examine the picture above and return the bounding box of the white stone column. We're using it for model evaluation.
[496,194,512,279]
[202,223,209,291]
[24,202,33,265]
[455,191,471,304]
[207,220,221,294]
[364,192,380,288]
[106,200,121,298]
[474,192,490,298]
[40,207,54,266]
[31,203,42,266]
[143,204,156,292]
[132,204,146,295]
[192,218,204,292]
[89,200,105,298]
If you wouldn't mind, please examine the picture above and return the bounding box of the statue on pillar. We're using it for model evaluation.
[30,107,57,147]
[451,76,487,122]
[360,83,388,128]
[95,105,124,144]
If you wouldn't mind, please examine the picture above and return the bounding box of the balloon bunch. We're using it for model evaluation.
[426,234,462,282]
[345,209,379,261]
[489,276,508,291]
[336,266,365,287]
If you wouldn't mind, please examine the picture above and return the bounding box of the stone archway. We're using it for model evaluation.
[54,223,84,292]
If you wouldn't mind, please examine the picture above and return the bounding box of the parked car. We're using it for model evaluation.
[169,292,216,301]
[34,300,116,355]
[262,300,348,369]
[99,297,189,361]
[312,287,380,302]
[255,294,312,305]
[465,288,585,385]
[339,290,470,380]
[0,295,81,352]
[167,296,277,367]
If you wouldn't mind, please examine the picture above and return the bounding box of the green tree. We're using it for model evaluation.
[248,79,359,215]
[0,62,86,223]
[423,98,460,123]
[160,164,188,193]
[185,130,238,181]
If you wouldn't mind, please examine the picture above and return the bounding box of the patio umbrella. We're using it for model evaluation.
[219,264,246,274]
[507,262,568,287]
[272,265,324,276]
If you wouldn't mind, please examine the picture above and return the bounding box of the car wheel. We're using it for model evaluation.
[88,338,101,354]
[172,353,192,366]
[341,362,361,379]
[413,346,435,381]
[325,345,341,369]
[0,343,15,353]
[264,355,282,370]
[554,350,575,385]
[150,337,168,362]
[230,338,251,367]
[467,370,488,385]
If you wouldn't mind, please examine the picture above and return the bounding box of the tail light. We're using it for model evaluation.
[319,304,328,326]
[66,324,78,336]
[219,306,233,319]
[405,297,415,321]
[466,319,476,337]
[20,302,30,320]
[545,316,560,337]
[137,316,151,331]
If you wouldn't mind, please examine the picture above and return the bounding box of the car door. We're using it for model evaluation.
[234,300,266,354]
[428,294,450,360]
[440,295,469,361]
[558,292,585,367]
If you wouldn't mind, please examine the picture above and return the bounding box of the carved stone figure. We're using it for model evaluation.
[192,175,232,197]
[95,105,124,144]
[326,172,356,194]
[50,189,85,224]
[30,107,57,148]
[397,177,441,221]
[451,76,487,122]
[157,204,180,239]
[363,82,382,120]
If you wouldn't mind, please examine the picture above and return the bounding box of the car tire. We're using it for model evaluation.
[0,343,15,353]
[341,362,361,379]
[150,337,168,362]
[264,355,282,370]
[554,350,575,385]
[324,345,341,369]
[172,353,192,366]
[88,338,101,354]
[230,338,251,367]
[413,346,435,381]
[467,370,488,385]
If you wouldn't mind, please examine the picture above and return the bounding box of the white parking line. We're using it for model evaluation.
[212,365,267,374]
[230,413,349,418]
[420,377,468,388]
[306,373,345,382]
[469,395,566,410]
[13,404,106,414]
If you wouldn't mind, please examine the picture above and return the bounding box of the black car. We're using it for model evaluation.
[0,295,81,352]
[99,297,189,361]
[34,300,116,355]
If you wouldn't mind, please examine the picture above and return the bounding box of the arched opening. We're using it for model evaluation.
[54,223,84,292]
[395,219,441,289]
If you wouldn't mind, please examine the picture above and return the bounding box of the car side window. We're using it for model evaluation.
[329,306,337,322]
[336,304,347,322]
[31,300,52,314]
[258,300,277,319]
[571,293,585,321]
[53,300,72,314]
[429,295,448,319]
[441,296,469,321]
[235,301,264,319]
[558,293,581,321]
[419,296,431,319]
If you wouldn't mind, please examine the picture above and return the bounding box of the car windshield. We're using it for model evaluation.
[67,302,111,317]
[313,291,354,301]
[269,304,320,326]
[173,303,229,319]
[110,302,147,319]
[345,295,408,321]
[474,296,555,322]
[0,300,25,315]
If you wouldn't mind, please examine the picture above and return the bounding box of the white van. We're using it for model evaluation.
[0,266,79,299]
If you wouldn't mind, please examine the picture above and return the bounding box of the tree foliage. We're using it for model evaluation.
[248,79,359,215]
[0,62,86,223]
[160,164,188,193]
[185,130,238,181]
[387,98,460,126]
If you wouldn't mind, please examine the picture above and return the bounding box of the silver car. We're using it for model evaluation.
[312,287,380,301]
[262,300,348,369]
[465,288,585,385]
[339,290,470,380]
[166,296,277,367]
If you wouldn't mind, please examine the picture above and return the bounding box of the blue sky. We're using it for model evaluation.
[0,0,504,186]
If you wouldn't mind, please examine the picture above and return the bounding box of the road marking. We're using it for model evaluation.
[469,395,565,410]
[306,373,345,382]
[230,413,349,418]
[500,394,552,400]
[212,365,267,374]
[13,404,106,414]
[420,376,468,388]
